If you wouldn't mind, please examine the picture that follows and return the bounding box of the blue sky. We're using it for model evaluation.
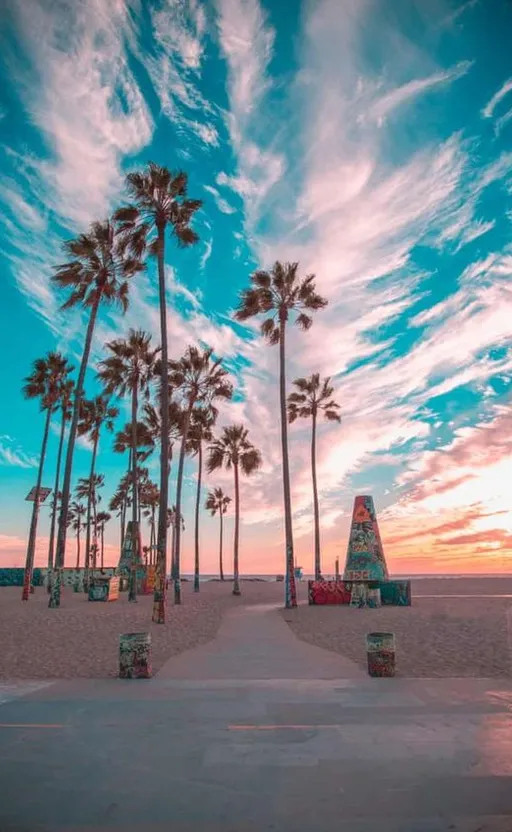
[0,0,511,574]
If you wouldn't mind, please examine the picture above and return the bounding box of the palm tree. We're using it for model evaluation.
[98,329,159,602]
[51,220,144,607]
[114,163,202,624]
[205,487,231,582]
[186,408,216,592]
[167,505,185,582]
[288,374,341,580]
[75,473,105,571]
[207,425,262,596]
[96,511,111,569]
[109,476,132,554]
[21,352,71,601]
[140,480,159,565]
[69,395,118,600]
[46,374,74,590]
[168,346,233,604]
[68,501,86,570]
[142,399,183,479]
[234,262,327,608]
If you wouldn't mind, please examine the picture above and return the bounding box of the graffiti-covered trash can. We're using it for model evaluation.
[366,632,395,677]
[119,632,151,679]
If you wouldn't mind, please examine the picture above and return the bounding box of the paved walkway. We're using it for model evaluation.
[1,602,512,831]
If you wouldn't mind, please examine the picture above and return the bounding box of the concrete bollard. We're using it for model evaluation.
[119,632,151,679]
[366,632,395,677]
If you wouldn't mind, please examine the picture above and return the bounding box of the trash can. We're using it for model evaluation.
[119,632,151,679]
[366,632,395,677]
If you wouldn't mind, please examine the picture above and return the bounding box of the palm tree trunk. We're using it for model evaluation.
[193,442,202,592]
[219,506,225,581]
[101,526,104,570]
[279,317,297,608]
[83,435,99,593]
[173,405,192,605]
[52,298,100,608]
[153,223,169,624]
[311,408,321,581]
[75,526,81,569]
[233,462,241,596]
[47,404,66,590]
[22,406,52,601]
[128,384,139,603]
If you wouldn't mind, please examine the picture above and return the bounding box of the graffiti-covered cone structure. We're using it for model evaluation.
[344,495,389,581]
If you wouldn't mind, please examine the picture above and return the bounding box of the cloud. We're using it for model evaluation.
[203,184,236,214]
[367,61,473,127]
[482,77,512,119]
[0,436,38,469]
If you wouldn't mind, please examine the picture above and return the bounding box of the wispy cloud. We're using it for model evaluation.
[203,184,236,214]
[0,436,38,469]
[367,61,472,127]
[482,77,512,119]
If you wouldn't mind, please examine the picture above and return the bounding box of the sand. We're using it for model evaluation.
[282,577,512,678]
[0,580,285,680]
[1,577,511,680]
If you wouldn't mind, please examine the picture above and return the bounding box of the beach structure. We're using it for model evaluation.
[308,495,411,606]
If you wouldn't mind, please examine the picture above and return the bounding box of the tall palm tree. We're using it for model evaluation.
[47,374,74,587]
[140,480,159,565]
[96,511,111,569]
[142,399,183,479]
[288,374,341,580]
[51,220,144,607]
[186,408,216,592]
[109,475,132,554]
[21,352,70,601]
[234,262,327,608]
[168,346,233,604]
[75,473,105,571]
[114,163,202,624]
[207,425,262,596]
[205,487,231,582]
[68,395,118,600]
[99,329,158,602]
[166,505,185,581]
[68,501,86,573]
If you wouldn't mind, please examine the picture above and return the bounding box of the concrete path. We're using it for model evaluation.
[1,602,512,831]
[157,602,364,680]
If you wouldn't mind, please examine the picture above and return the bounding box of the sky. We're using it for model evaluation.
[0,0,511,576]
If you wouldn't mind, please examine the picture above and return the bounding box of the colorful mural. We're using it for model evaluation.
[119,632,151,679]
[344,495,389,582]
[380,580,411,606]
[366,632,396,677]
[308,580,352,605]
[0,568,43,587]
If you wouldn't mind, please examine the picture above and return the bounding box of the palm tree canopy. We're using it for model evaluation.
[140,481,160,515]
[96,511,111,528]
[142,400,184,447]
[22,352,73,412]
[68,501,86,531]
[186,407,216,456]
[287,373,341,424]
[205,486,231,516]
[113,163,202,257]
[167,505,185,530]
[98,329,159,399]
[113,421,155,458]
[77,395,119,442]
[207,424,262,477]
[75,474,105,503]
[169,346,233,410]
[234,261,327,344]
[52,220,144,313]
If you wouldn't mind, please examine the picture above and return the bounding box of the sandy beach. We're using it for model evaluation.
[0,580,286,679]
[1,577,511,679]
[283,577,512,678]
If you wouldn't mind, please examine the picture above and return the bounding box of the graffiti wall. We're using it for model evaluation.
[0,567,116,587]
[380,580,411,606]
[308,580,352,605]
[344,495,389,582]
